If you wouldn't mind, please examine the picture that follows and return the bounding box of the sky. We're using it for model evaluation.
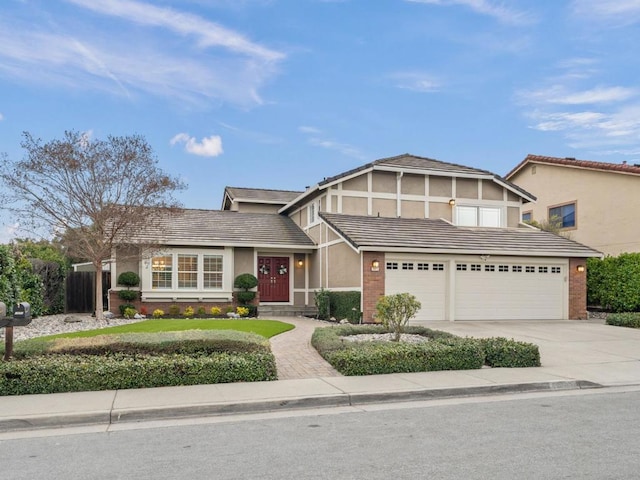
[1,0,640,242]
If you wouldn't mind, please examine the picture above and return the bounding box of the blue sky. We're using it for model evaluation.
[1,0,640,242]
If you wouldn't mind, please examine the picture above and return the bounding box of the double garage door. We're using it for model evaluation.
[385,257,566,321]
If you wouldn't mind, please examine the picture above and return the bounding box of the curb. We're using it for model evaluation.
[0,380,602,433]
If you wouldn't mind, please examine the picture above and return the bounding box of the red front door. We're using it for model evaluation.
[258,256,290,302]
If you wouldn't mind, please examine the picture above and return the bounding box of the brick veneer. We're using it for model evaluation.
[569,257,588,320]
[108,291,258,316]
[362,251,385,323]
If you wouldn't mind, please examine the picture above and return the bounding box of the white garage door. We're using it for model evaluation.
[454,262,565,320]
[384,260,447,321]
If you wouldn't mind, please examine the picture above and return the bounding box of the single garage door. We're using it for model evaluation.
[454,262,565,320]
[385,260,447,321]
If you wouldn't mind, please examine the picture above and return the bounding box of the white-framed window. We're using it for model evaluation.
[455,206,502,227]
[307,199,322,225]
[149,249,227,291]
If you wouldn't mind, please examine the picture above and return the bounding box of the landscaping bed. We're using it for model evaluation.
[311,325,540,376]
[605,312,640,328]
[0,330,278,396]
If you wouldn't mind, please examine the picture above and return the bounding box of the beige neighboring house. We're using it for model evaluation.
[109,153,600,322]
[506,154,640,256]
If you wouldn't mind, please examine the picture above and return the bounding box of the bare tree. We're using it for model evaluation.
[0,131,185,321]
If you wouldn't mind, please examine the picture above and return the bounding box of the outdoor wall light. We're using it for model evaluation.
[371,260,380,272]
[576,265,585,273]
[297,259,304,268]
[449,199,456,206]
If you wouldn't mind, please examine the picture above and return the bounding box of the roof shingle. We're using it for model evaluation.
[506,154,640,179]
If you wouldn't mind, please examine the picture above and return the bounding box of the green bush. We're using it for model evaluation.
[587,254,640,312]
[234,273,258,290]
[197,306,206,316]
[168,304,181,316]
[117,271,140,287]
[330,291,362,322]
[118,289,138,301]
[314,288,330,320]
[119,303,136,315]
[606,312,640,328]
[376,293,421,341]
[236,291,256,304]
[123,307,137,319]
[479,337,541,367]
[0,352,277,396]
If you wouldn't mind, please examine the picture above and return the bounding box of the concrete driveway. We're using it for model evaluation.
[422,319,640,387]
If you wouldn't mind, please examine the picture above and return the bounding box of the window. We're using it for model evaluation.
[551,266,561,274]
[456,206,501,227]
[498,265,509,272]
[525,266,535,273]
[432,263,444,271]
[456,264,467,271]
[512,265,522,273]
[307,199,321,225]
[417,263,429,270]
[484,265,495,272]
[151,255,172,289]
[203,255,223,289]
[522,211,532,222]
[178,254,198,288]
[548,203,575,228]
[386,262,398,270]
[402,262,414,270]
[471,264,481,271]
[538,266,548,273]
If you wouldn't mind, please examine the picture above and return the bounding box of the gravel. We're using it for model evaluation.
[4,314,145,341]
[341,333,429,344]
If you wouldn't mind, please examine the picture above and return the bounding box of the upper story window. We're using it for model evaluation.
[522,211,532,222]
[307,199,321,225]
[549,202,575,229]
[456,206,501,227]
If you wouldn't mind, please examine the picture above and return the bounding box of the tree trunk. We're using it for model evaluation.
[95,262,104,321]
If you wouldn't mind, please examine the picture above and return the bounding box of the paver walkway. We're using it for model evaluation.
[268,317,342,380]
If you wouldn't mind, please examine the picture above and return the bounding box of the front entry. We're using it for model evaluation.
[258,256,290,302]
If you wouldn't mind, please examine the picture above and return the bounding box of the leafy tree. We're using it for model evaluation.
[0,131,185,321]
[524,215,571,238]
[375,293,422,342]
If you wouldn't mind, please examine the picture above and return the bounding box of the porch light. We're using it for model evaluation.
[371,260,380,272]
[576,265,585,273]
[297,259,304,268]
[449,199,456,206]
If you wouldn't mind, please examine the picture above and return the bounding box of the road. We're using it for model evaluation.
[1,388,639,479]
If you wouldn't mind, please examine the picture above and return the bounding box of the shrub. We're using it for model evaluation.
[152,309,165,318]
[606,312,640,328]
[123,307,137,319]
[118,289,138,301]
[330,291,361,322]
[479,337,541,367]
[139,306,148,316]
[236,306,249,317]
[117,271,140,287]
[234,273,258,291]
[197,306,206,316]
[210,306,222,316]
[314,288,330,320]
[375,293,422,341]
[587,254,640,312]
[236,291,256,304]
[119,303,135,315]
[168,304,181,316]
[224,306,234,314]
[183,306,195,318]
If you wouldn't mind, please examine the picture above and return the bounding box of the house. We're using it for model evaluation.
[109,153,601,322]
[506,154,640,256]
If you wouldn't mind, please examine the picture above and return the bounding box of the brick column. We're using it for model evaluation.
[569,258,587,320]
[362,251,385,323]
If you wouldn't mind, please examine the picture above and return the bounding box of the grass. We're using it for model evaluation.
[41,319,294,340]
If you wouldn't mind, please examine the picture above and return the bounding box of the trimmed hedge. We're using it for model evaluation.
[587,254,640,312]
[606,312,640,328]
[314,289,361,322]
[0,352,277,396]
[311,325,541,375]
[479,337,541,368]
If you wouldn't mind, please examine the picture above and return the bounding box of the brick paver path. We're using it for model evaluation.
[268,317,342,380]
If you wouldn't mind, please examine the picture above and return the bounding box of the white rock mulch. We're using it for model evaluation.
[341,333,429,344]
[5,314,145,342]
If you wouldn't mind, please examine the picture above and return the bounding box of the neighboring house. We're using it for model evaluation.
[110,153,600,322]
[506,154,640,256]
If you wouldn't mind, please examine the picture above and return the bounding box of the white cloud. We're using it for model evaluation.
[389,72,441,93]
[298,126,322,134]
[0,112,3,121]
[170,133,224,157]
[521,85,637,106]
[298,125,365,159]
[0,222,19,243]
[572,0,640,24]
[405,0,535,25]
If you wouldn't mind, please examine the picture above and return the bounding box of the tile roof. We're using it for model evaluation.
[128,208,315,248]
[506,154,640,179]
[320,212,601,257]
[224,187,303,204]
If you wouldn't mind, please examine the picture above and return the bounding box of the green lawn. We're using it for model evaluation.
[45,319,294,340]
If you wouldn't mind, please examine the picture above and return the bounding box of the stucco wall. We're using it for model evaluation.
[327,242,361,288]
[234,248,255,278]
[511,163,640,255]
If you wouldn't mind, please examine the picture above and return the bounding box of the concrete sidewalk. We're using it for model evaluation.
[1,319,640,433]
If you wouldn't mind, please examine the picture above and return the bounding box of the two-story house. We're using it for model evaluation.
[506,154,640,256]
[109,154,600,322]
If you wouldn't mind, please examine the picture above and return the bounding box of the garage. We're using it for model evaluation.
[385,256,567,321]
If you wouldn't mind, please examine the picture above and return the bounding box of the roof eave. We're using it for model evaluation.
[358,245,602,257]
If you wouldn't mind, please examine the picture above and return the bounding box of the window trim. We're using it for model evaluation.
[548,201,577,230]
[455,205,503,228]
